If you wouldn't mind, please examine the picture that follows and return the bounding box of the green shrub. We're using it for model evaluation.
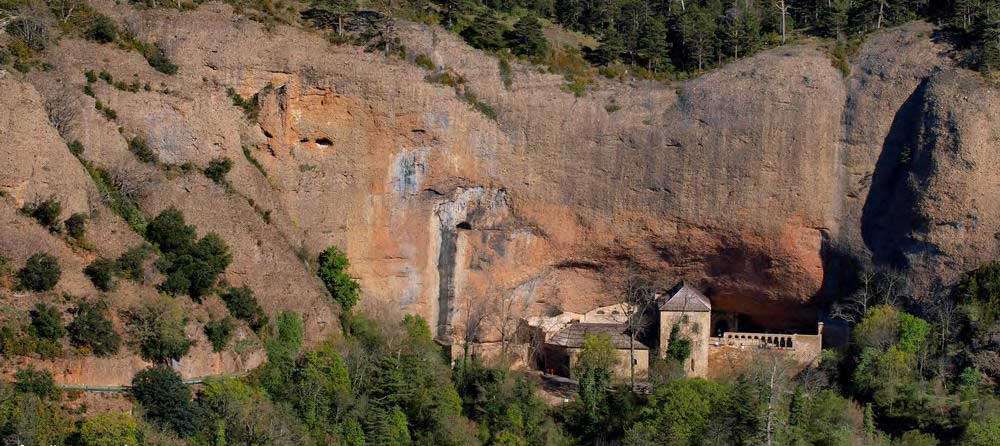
[219,286,268,332]
[122,295,193,363]
[82,84,95,97]
[128,136,157,163]
[203,317,234,352]
[116,244,150,281]
[156,232,231,299]
[68,140,85,157]
[144,43,178,75]
[242,146,268,177]
[84,257,119,291]
[29,303,65,341]
[461,89,497,120]
[19,252,61,292]
[146,208,196,252]
[130,366,195,435]
[226,87,259,120]
[15,367,60,399]
[67,300,121,357]
[64,212,87,239]
[99,69,113,83]
[317,246,360,312]
[84,70,97,83]
[85,15,118,44]
[505,14,548,58]
[22,196,62,231]
[666,324,692,362]
[414,53,435,70]
[79,411,141,446]
[204,157,233,184]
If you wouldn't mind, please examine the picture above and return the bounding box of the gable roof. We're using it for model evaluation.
[660,283,711,312]
[548,323,649,350]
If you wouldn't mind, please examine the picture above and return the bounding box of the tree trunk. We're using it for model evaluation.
[877,1,885,29]
[780,2,787,44]
[629,336,636,390]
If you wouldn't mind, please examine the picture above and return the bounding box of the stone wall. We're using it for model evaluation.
[660,310,712,377]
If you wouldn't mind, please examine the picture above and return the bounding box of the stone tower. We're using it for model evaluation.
[659,283,712,377]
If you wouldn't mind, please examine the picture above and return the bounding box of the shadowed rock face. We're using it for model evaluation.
[0,2,996,385]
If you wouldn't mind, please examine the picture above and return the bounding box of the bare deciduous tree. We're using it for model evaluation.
[44,91,81,138]
[832,268,908,323]
[617,272,658,390]
[746,350,796,446]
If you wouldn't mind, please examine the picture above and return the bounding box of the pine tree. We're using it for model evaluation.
[505,14,549,57]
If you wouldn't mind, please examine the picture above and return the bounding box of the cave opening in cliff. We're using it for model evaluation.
[315,137,333,148]
[456,221,471,230]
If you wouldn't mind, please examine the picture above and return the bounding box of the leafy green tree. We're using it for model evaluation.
[18,252,61,292]
[146,207,197,252]
[674,4,718,70]
[67,299,122,357]
[64,212,87,239]
[122,295,193,363]
[505,14,549,57]
[131,366,196,436]
[563,334,616,438]
[194,377,310,445]
[961,413,1000,446]
[80,411,141,446]
[203,317,234,352]
[203,157,233,185]
[116,244,150,281]
[634,378,728,445]
[461,11,507,51]
[305,0,359,34]
[219,285,269,332]
[257,311,305,402]
[0,391,73,445]
[317,246,361,312]
[896,429,940,446]
[22,196,62,232]
[29,302,65,342]
[14,367,60,400]
[85,257,119,291]
[151,209,231,299]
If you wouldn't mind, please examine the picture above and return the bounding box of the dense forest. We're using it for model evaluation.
[304,0,1000,80]
[1,250,998,445]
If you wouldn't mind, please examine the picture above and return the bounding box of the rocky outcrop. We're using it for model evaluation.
[1,2,997,384]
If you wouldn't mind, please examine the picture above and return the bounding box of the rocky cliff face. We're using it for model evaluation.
[1,2,996,382]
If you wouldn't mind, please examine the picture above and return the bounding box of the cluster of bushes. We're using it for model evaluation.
[20,196,89,242]
[84,68,151,95]
[84,244,151,291]
[18,252,61,292]
[0,365,176,445]
[0,303,64,359]
[203,156,233,185]
[67,299,122,357]
[218,285,269,333]
[316,246,360,312]
[121,295,192,363]
[1,297,123,360]
[146,208,231,299]
[122,310,475,444]
[226,87,261,121]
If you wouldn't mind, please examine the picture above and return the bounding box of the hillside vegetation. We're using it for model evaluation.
[0,0,997,445]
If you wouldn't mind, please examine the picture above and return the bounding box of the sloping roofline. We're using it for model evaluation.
[659,282,711,312]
